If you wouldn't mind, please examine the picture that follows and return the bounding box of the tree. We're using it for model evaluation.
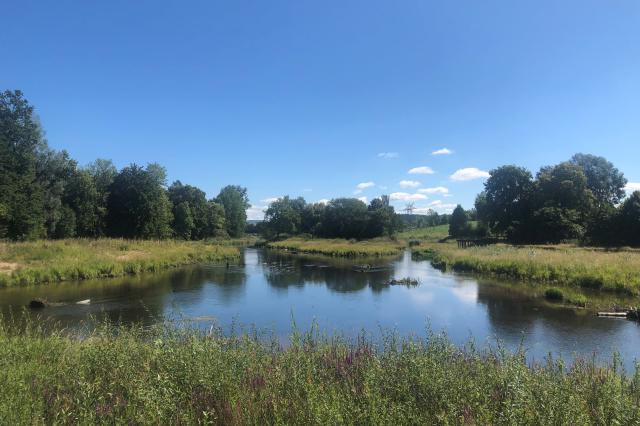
[106,164,173,239]
[0,90,45,240]
[264,196,305,237]
[619,191,640,246]
[366,195,397,237]
[570,153,627,207]
[86,158,117,235]
[449,205,468,237]
[216,185,250,237]
[173,201,195,240]
[532,162,594,242]
[479,165,534,239]
[204,200,227,238]
[64,170,99,237]
[168,181,212,239]
[319,198,368,239]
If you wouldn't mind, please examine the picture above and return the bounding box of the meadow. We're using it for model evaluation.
[0,318,638,425]
[0,239,240,287]
[266,237,404,257]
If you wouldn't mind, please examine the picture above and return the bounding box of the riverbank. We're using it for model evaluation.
[0,239,240,286]
[414,242,640,296]
[266,237,403,257]
[0,320,636,424]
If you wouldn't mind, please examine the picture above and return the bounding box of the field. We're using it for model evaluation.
[266,237,404,257]
[0,318,637,425]
[0,239,240,287]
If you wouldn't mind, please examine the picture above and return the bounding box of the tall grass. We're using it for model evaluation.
[267,237,403,257]
[417,243,640,295]
[0,239,240,287]
[0,317,638,424]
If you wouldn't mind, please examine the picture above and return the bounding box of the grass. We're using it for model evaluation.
[415,242,640,296]
[0,239,240,287]
[0,318,639,425]
[397,224,450,243]
[266,237,404,257]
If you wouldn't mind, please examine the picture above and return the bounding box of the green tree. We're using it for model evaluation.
[619,191,640,246]
[366,195,397,237]
[570,153,627,207]
[449,205,468,237]
[106,164,173,239]
[216,185,250,238]
[168,181,212,239]
[36,148,77,238]
[173,201,195,240]
[0,90,45,240]
[86,158,117,235]
[204,200,227,238]
[264,196,305,237]
[479,165,534,239]
[64,170,99,237]
[319,198,368,239]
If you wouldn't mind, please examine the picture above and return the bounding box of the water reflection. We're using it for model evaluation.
[0,248,638,369]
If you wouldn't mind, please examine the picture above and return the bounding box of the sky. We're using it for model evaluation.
[2,1,640,219]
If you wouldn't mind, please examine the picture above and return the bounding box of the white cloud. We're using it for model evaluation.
[302,188,312,193]
[261,197,281,204]
[356,181,375,189]
[399,180,421,188]
[317,199,330,205]
[418,186,449,195]
[353,189,363,195]
[246,206,266,221]
[390,192,428,201]
[377,152,399,159]
[432,148,453,155]
[450,167,490,181]
[625,182,640,193]
[408,166,435,175]
[357,196,368,203]
[412,200,457,214]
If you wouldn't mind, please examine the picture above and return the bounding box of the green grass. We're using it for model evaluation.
[415,242,640,296]
[397,224,450,243]
[0,239,240,287]
[266,237,404,257]
[0,318,638,425]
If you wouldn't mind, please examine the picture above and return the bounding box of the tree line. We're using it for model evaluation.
[472,153,640,245]
[259,195,400,239]
[0,90,250,241]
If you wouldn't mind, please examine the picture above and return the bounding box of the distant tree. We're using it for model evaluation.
[366,195,397,237]
[216,185,250,237]
[106,164,173,239]
[533,162,594,242]
[479,165,534,240]
[36,148,78,238]
[86,159,117,235]
[168,181,211,239]
[264,196,305,237]
[619,191,640,246]
[570,153,627,207]
[64,170,99,237]
[300,202,325,234]
[449,205,468,237]
[0,90,45,240]
[319,198,368,239]
[173,201,195,240]
[204,200,227,238]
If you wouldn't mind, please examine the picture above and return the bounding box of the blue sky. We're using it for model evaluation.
[3,1,640,219]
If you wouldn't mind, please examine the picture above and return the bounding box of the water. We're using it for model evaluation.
[1,248,639,369]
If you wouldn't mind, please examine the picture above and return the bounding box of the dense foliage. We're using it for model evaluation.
[263,195,399,239]
[476,153,639,245]
[0,90,247,241]
[1,319,639,425]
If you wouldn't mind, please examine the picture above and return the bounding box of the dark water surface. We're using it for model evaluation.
[1,248,639,369]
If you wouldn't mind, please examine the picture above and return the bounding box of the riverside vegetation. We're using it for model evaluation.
[266,237,403,257]
[0,239,239,287]
[1,318,639,425]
